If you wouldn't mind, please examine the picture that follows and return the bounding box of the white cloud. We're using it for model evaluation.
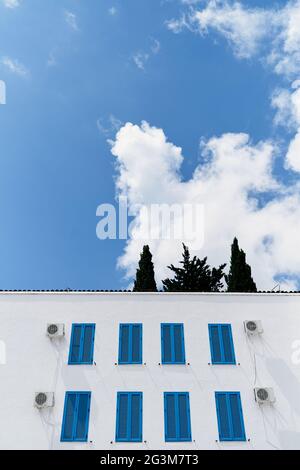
[133,52,150,71]
[193,0,271,59]
[267,1,300,78]
[132,38,160,70]
[286,131,300,172]
[167,1,300,174]
[168,0,300,78]
[166,14,194,34]
[1,56,29,77]
[110,121,300,290]
[64,10,79,31]
[272,86,300,129]
[97,114,123,136]
[271,82,300,172]
[166,0,271,45]
[2,0,20,8]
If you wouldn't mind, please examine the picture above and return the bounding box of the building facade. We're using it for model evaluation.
[1,291,300,450]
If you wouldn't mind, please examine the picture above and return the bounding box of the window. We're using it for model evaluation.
[116,392,143,442]
[68,324,95,365]
[61,392,91,442]
[215,392,246,441]
[208,324,236,364]
[164,392,191,442]
[161,324,185,364]
[118,324,142,364]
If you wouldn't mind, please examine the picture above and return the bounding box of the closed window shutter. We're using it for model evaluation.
[117,393,129,440]
[178,393,190,440]
[75,393,91,440]
[230,393,245,440]
[130,393,142,441]
[82,325,95,363]
[215,392,246,441]
[61,393,76,441]
[209,324,235,364]
[215,392,230,440]
[119,324,142,364]
[162,324,172,363]
[221,325,235,363]
[162,324,185,364]
[131,325,142,363]
[209,325,222,363]
[119,325,129,363]
[61,392,91,442]
[116,392,142,442]
[164,392,191,442]
[165,393,176,440]
[174,325,185,363]
[69,324,95,364]
[70,325,82,363]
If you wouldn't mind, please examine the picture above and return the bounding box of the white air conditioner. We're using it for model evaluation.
[34,392,55,409]
[254,387,275,404]
[46,323,65,338]
[244,320,263,335]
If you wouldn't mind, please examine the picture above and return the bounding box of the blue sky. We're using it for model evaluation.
[0,0,300,290]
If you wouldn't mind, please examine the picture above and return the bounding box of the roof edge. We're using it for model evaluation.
[0,290,299,296]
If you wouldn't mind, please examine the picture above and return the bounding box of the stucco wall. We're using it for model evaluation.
[1,292,300,450]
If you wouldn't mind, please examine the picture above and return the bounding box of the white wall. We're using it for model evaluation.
[1,292,300,450]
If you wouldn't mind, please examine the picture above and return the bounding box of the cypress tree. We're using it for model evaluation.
[162,244,226,292]
[133,245,157,292]
[226,237,257,292]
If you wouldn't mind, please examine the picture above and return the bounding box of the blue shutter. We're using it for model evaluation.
[161,324,185,364]
[117,393,129,440]
[119,325,130,363]
[178,393,190,440]
[131,325,142,363]
[68,324,95,365]
[69,325,82,364]
[131,393,142,440]
[174,324,185,363]
[209,325,222,363]
[164,392,191,442]
[161,324,172,363]
[215,392,230,440]
[208,324,236,364]
[221,325,235,363]
[82,325,95,363]
[119,324,142,364]
[75,393,91,440]
[165,393,176,440]
[229,393,245,440]
[61,393,76,441]
[215,392,246,441]
[116,392,142,442]
[61,392,91,442]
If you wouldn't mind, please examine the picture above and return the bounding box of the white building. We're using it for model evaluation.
[1,291,300,450]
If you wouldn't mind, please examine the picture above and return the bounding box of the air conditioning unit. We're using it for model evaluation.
[254,387,275,404]
[34,392,55,409]
[46,323,65,338]
[244,320,263,335]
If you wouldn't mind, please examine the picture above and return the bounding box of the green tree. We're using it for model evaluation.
[162,244,226,292]
[133,245,157,292]
[225,237,257,292]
